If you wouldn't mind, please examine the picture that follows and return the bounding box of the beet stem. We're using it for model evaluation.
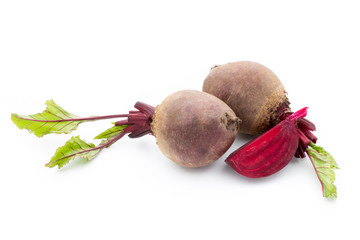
[289,107,308,121]
[279,108,317,159]
[15,114,130,123]
[298,118,316,131]
[298,125,318,143]
[113,101,156,139]
[134,101,156,118]
[298,129,311,147]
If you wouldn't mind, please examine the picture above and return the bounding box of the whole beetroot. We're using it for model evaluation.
[203,61,289,135]
[12,90,240,169]
[152,90,240,167]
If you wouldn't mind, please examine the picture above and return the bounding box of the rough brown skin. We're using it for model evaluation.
[202,61,290,135]
[151,90,240,167]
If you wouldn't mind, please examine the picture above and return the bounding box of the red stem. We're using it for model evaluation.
[17,114,130,122]
[114,101,156,139]
[306,150,325,197]
[45,102,156,166]
[278,107,317,159]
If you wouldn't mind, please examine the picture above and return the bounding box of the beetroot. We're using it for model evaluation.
[203,61,289,135]
[203,61,338,198]
[225,108,305,178]
[152,90,240,167]
[12,90,240,168]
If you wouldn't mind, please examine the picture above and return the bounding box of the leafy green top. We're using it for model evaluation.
[95,125,129,140]
[45,125,129,169]
[11,100,86,137]
[307,143,339,198]
[45,136,104,168]
[11,100,132,169]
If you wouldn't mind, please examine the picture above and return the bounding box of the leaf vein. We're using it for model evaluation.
[74,140,86,151]
[47,122,60,132]
[45,110,62,120]
[309,152,329,163]
[32,121,48,133]
[316,170,328,177]
[52,103,74,119]
[56,121,75,132]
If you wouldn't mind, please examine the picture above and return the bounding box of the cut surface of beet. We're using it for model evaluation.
[225,107,312,178]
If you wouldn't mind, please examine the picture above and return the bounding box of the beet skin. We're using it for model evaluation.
[151,90,240,167]
[203,61,290,135]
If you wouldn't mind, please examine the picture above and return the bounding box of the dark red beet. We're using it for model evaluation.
[225,108,307,178]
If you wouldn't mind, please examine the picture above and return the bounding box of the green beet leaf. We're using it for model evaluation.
[46,126,129,168]
[307,143,339,198]
[94,124,129,141]
[11,100,86,137]
[12,99,141,169]
[46,136,104,169]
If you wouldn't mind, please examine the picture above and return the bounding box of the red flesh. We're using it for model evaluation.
[225,107,314,178]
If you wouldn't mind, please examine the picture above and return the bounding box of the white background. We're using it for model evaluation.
[1,1,359,239]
